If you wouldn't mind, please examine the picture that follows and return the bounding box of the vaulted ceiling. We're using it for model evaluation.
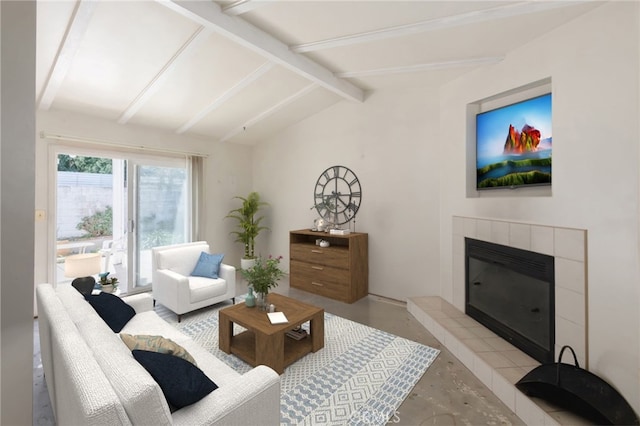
[36,1,603,145]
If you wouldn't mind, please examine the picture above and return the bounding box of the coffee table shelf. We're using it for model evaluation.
[229,329,314,367]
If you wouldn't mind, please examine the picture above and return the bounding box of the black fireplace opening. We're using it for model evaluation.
[465,238,555,364]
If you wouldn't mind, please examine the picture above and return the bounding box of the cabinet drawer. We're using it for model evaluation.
[290,260,348,286]
[290,243,349,269]
[290,261,349,301]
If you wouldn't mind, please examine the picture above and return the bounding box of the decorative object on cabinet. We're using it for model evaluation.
[312,165,361,230]
[289,229,368,303]
[225,191,269,268]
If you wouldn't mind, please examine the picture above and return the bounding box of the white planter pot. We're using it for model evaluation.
[241,258,257,270]
[101,284,114,293]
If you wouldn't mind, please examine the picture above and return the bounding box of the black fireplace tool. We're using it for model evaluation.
[516,345,639,425]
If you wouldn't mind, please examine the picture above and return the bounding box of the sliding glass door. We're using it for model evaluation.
[131,161,189,289]
[55,148,191,294]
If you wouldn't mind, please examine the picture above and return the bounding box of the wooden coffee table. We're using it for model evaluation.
[218,293,324,374]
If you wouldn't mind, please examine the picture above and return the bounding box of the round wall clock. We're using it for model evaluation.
[314,165,361,225]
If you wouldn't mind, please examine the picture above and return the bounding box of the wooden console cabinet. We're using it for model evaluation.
[289,229,368,303]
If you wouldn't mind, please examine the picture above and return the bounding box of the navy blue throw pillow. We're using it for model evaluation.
[132,350,218,409]
[84,292,135,332]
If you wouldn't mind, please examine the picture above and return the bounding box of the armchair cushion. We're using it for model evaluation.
[84,292,136,332]
[191,252,224,279]
[132,350,218,410]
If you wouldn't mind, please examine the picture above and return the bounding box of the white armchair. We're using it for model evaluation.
[151,241,236,322]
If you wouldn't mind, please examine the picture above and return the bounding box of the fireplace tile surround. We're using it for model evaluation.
[407,216,588,425]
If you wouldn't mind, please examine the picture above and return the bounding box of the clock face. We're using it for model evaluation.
[314,165,361,225]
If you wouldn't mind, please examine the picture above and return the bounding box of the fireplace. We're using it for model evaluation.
[465,238,555,363]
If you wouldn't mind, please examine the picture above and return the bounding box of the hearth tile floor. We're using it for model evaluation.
[408,296,592,426]
[33,277,593,425]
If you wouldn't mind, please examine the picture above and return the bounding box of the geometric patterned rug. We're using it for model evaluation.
[157,297,440,425]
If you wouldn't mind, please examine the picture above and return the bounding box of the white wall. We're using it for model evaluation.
[1,1,36,423]
[254,0,640,414]
[35,109,254,285]
[254,85,442,300]
[439,2,640,413]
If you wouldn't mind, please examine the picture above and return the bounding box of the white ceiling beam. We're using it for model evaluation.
[176,62,274,134]
[291,1,590,53]
[220,83,318,143]
[118,26,213,124]
[157,0,364,102]
[336,57,505,78]
[222,0,265,16]
[38,0,96,110]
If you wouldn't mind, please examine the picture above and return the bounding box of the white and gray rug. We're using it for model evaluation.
[157,298,440,426]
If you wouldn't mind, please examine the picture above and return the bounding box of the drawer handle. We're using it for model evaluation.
[311,249,323,254]
[311,266,324,270]
[311,281,324,287]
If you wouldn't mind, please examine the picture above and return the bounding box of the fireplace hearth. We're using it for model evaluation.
[465,238,555,363]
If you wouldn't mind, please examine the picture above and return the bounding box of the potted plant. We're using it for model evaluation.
[241,255,285,309]
[98,271,118,293]
[226,192,269,269]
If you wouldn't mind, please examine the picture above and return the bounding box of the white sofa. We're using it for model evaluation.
[151,241,236,322]
[36,283,280,425]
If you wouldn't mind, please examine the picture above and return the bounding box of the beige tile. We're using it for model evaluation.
[437,317,464,329]
[443,331,460,356]
[460,337,495,352]
[492,371,516,411]
[501,350,539,368]
[547,409,593,425]
[455,316,481,327]
[555,258,585,295]
[426,309,449,319]
[452,234,465,255]
[531,225,555,256]
[554,228,585,261]
[515,391,547,425]
[452,280,465,311]
[477,219,492,241]
[473,356,493,388]
[468,326,499,338]
[441,304,465,318]
[430,321,446,343]
[463,217,477,238]
[495,366,528,384]
[484,336,518,352]
[555,286,585,326]
[509,222,531,250]
[412,295,444,310]
[555,318,585,363]
[491,220,510,245]
[544,413,563,426]
[449,326,477,340]
[478,351,517,368]
[455,340,476,370]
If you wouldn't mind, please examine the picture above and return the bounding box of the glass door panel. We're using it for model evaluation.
[132,161,189,290]
[54,149,190,294]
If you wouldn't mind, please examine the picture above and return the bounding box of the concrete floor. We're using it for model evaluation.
[34,277,525,425]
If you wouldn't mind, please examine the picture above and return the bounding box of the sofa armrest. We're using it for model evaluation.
[172,365,280,426]
[122,292,153,313]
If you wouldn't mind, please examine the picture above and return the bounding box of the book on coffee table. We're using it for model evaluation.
[285,328,308,340]
[267,311,288,324]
